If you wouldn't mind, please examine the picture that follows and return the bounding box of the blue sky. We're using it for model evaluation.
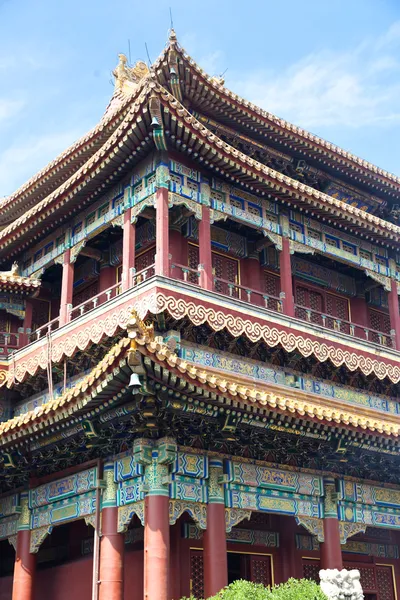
[1,0,400,197]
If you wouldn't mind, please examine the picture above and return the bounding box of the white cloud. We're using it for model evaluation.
[228,21,400,130]
[0,98,24,122]
[0,130,84,197]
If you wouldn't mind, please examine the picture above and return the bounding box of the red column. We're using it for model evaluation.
[203,459,227,598]
[122,208,136,292]
[12,531,36,600]
[350,296,369,340]
[388,279,400,349]
[59,249,74,326]
[144,495,170,600]
[241,255,262,305]
[320,518,343,571]
[99,510,124,600]
[280,237,295,317]
[169,228,183,280]
[99,264,116,297]
[279,517,302,582]
[155,187,170,277]
[169,523,181,600]
[199,206,213,291]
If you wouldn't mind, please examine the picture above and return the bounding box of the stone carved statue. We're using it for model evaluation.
[319,569,364,600]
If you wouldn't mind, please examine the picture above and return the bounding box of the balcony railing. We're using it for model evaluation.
[0,332,20,356]
[6,266,397,356]
[294,304,395,348]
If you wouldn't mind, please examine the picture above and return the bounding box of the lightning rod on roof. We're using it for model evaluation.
[128,39,132,64]
[145,42,152,67]
[169,7,174,30]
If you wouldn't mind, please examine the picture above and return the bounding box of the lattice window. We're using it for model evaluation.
[302,562,320,582]
[188,245,200,285]
[248,204,261,217]
[230,198,243,210]
[295,287,323,325]
[325,235,339,248]
[325,294,350,333]
[308,229,322,241]
[146,174,156,187]
[73,282,99,309]
[32,300,50,331]
[375,255,388,268]
[290,222,303,235]
[211,190,224,202]
[213,254,239,298]
[186,180,198,194]
[360,249,372,261]
[85,212,96,228]
[97,203,109,218]
[136,247,156,277]
[170,174,182,186]
[369,308,391,345]
[376,566,395,600]
[342,242,356,255]
[250,556,272,587]
[190,552,204,600]
[72,223,82,237]
[0,316,7,345]
[263,271,280,311]
[358,566,377,592]
[266,212,278,224]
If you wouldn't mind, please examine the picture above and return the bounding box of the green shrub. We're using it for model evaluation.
[181,577,328,600]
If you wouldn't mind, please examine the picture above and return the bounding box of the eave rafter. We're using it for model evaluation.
[157,87,400,246]
[157,39,400,200]
[1,311,400,452]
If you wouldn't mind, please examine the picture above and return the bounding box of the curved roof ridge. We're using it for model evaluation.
[0,72,151,223]
[166,41,400,190]
[158,87,400,239]
[0,82,155,248]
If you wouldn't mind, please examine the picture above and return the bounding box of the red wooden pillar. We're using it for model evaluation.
[155,187,170,277]
[99,462,124,600]
[12,531,36,600]
[241,254,262,305]
[388,279,400,349]
[203,459,227,598]
[139,438,175,600]
[170,523,181,600]
[350,296,369,339]
[144,495,170,600]
[99,264,116,295]
[280,237,295,317]
[320,518,343,571]
[59,248,74,326]
[12,493,35,600]
[169,228,183,280]
[199,206,213,291]
[122,208,136,292]
[279,517,302,582]
[320,480,343,571]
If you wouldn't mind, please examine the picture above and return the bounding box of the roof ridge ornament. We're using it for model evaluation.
[113,54,150,94]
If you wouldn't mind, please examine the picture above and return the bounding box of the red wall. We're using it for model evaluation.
[0,575,12,600]
[35,556,92,600]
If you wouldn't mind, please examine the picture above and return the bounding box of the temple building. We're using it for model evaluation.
[1,30,400,600]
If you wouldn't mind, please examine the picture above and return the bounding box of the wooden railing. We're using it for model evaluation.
[8,266,396,354]
[28,317,60,343]
[294,304,395,348]
[213,276,284,312]
[0,332,20,356]
[171,263,201,284]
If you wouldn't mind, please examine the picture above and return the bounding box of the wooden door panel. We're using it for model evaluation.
[213,253,239,297]
[190,550,204,600]
[249,555,272,587]
[135,246,156,277]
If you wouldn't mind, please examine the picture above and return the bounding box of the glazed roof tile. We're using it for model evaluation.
[164,37,400,192]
